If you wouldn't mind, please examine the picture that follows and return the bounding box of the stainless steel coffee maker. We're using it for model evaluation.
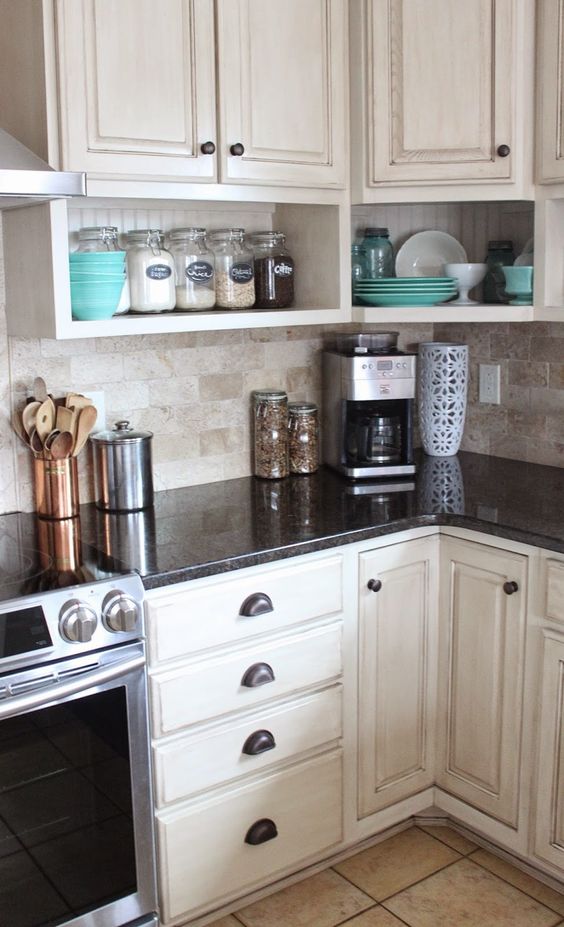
[322,332,416,479]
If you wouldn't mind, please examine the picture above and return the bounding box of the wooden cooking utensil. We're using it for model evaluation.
[72,405,97,456]
[33,376,48,403]
[22,400,41,437]
[66,392,92,411]
[56,405,75,435]
[35,398,55,443]
[11,412,28,446]
[29,428,44,456]
[50,431,74,460]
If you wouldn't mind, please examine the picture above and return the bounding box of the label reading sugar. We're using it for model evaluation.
[186,261,214,284]
[230,262,254,284]
[146,264,172,281]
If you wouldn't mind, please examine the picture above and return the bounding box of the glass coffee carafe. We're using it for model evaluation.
[346,405,403,466]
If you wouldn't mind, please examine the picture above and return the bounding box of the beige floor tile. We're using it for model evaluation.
[333,827,460,901]
[417,824,477,855]
[470,849,564,915]
[344,907,407,926]
[205,918,241,927]
[235,869,374,927]
[384,858,561,927]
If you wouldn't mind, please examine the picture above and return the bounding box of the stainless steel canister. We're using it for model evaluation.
[90,420,154,512]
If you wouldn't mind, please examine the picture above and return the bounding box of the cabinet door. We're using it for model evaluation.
[56,0,217,180]
[358,537,438,817]
[365,0,514,185]
[537,0,564,182]
[216,0,346,187]
[533,634,564,871]
[437,537,527,826]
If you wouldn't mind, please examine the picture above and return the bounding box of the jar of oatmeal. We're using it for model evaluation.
[252,390,289,479]
[209,229,255,309]
[288,402,319,474]
[168,227,216,310]
[250,231,295,309]
[126,229,176,313]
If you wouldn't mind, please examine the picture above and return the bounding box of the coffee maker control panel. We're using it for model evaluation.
[353,355,417,380]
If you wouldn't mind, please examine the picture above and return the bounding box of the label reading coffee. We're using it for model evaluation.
[230,261,254,284]
[186,261,214,284]
[146,263,172,281]
[274,260,294,277]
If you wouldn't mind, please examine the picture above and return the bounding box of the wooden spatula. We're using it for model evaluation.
[72,405,98,456]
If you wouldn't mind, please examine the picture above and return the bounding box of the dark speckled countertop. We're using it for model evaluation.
[2,451,564,598]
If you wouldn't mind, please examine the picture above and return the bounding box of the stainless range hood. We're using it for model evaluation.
[0,128,86,208]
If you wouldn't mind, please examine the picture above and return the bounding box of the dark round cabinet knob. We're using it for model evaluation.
[497,144,511,158]
[242,729,276,756]
[503,580,519,595]
[245,818,278,845]
[367,578,382,593]
[200,141,216,155]
[239,592,274,617]
[230,142,245,156]
[241,662,275,688]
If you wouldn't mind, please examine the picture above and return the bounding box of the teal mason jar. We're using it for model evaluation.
[361,227,395,279]
[483,240,515,304]
[351,243,366,304]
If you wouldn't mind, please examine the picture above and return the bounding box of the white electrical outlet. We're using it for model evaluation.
[85,390,106,432]
[478,364,501,404]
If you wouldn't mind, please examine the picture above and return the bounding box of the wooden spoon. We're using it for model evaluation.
[33,376,48,403]
[29,428,44,456]
[50,430,74,460]
[72,405,98,456]
[22,400,41,437]
[11,411,28,446]
[35,398,55,443]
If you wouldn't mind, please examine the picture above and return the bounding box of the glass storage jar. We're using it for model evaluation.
[253,390,289,479]
[250,231,295,309]
[351,243,366,304]
[209,229,255,309]
[76,226,120,252]
[126,229,175,313]
[168,227,216,310]
[483,240,515,304]
[288,402,319,474]
[361,227,395,279]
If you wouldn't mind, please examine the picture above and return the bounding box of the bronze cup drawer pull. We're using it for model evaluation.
[245,818,278,845]
[241,662,275,688]
[242,729,276,756]
[239,592,274,617]
[367,578,382,593]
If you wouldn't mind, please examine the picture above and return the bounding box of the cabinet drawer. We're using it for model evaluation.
[150,621,342,736]
[146,554,343,664]
[546,559,564,625]
[153,684,342,807]
[157,750,343,922]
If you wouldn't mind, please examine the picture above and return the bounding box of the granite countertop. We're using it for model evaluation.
[2,451,564,596]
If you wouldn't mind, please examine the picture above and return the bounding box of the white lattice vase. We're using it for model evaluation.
[418,342,469,456]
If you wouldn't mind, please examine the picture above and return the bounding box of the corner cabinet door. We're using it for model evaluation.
[358,537,439,817]
[55,0,217,180]
[366,0,514,185]
[216,0,346,187]
[437,538,527,827]
[537,0,564,183]
[533,633,564,872]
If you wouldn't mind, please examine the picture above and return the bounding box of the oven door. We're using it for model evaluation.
[0,643,157,927]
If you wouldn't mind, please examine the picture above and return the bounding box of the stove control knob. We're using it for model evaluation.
[59,599,98,643]
[102,591,140,633]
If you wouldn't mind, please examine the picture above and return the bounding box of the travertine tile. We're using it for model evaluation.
[333,828,460,901]
[417,824,477,855]
[235,869,374,927]
[384,858,561,927]
[200,427,245,457]
[199,373,244,401]
[344,907,406,927]
[204,917,241,927]
[508,360,549,388]
[470,849,564,915]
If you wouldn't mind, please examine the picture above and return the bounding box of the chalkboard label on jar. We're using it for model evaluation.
[230,262,254,284]
[146,264,172,281]
[274,260,294,277]
[186,260,214,284]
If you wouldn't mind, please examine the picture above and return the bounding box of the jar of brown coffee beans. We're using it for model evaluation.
[252,390,289,479]
[250,231,295,309]
[288,402,319,474]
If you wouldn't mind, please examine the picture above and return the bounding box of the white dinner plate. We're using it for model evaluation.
[395,231,467,277]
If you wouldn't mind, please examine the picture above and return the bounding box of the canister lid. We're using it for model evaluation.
[288,402,317,415]
[252,390,288,403]
[90,420,153,444]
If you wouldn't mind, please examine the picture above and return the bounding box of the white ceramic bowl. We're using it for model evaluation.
[444,263,488,305]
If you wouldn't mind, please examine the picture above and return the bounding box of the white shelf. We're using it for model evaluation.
[352,304,535,324]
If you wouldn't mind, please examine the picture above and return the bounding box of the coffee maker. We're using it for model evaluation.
[322,332,416,479]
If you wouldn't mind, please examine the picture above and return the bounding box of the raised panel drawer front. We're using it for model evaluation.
[146,554,343,665]
[157,750,343,922]
[56,0,217,179]
[533,633,564,870]
[367,0,513,185]
[150,621,342,735]
[153,684,342,806]
[546,559,564,625]
[437,538,527,826]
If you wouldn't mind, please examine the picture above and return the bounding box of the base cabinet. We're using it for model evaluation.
[533,633,564,871]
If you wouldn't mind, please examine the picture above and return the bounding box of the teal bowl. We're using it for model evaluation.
[70,272,125,283]
[70,250,126,261]
[502,265,533,306]
[71,303,119,321]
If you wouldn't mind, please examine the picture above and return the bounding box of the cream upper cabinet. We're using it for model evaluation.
[533,632,564,872]
[358,537,439,817]
[437,537,528,827]
[350,0,534,200]
[56,0,218,181]
[536,0,564,183]
[215,0,346,187]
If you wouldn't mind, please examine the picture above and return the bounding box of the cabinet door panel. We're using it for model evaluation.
[56,0,217,179]
[368,0,513,184]
[437,538,527,826]
[216,0,346,187]
[358,538,438,817]
[534,634,564,870]
[537,0,564,182]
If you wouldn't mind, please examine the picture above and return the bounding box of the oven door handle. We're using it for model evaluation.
[0,654,145,721]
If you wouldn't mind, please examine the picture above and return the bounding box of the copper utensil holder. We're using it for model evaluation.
[36,515,82,570]
[34,457,79,519]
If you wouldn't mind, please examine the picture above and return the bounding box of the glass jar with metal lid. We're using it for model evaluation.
[76,226,121,253]
[126,229,175,313]
[168,227,216,311]
[288,402,319,474]
[90,420,154,512]
[252,390,289,479]
[209,228,255,309]
[249,231,295,309]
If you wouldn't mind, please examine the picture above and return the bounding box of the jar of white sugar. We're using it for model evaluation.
[208,229,255,309]
[168,227,216,310]
[126,229,176,313]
